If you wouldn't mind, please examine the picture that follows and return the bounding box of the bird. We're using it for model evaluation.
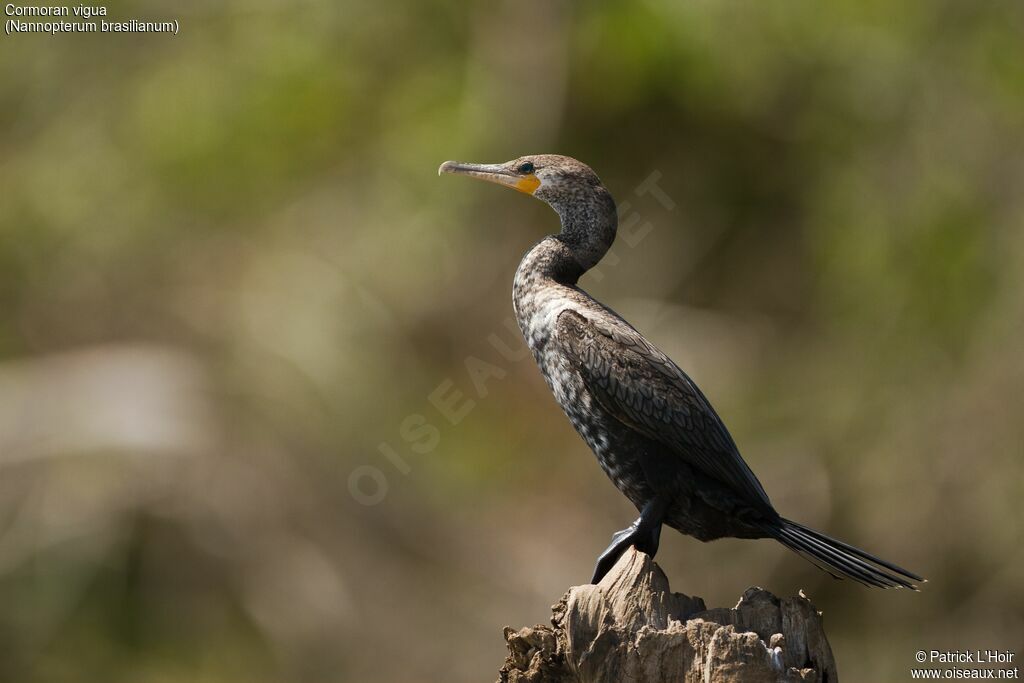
[438,154,924,589]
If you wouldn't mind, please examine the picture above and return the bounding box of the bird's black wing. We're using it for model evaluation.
[555,308,774,512]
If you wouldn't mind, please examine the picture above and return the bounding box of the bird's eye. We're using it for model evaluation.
[517,161,535,174]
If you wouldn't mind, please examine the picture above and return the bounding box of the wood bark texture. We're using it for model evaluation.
[496,548,837,683]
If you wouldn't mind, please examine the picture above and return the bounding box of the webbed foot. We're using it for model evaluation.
[591,506,664,583]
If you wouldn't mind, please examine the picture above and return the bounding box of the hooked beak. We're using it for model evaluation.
[438,160,541,195]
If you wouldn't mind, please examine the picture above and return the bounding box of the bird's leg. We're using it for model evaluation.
[591,497,667,583]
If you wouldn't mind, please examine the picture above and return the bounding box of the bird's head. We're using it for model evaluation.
[438,154,610,218]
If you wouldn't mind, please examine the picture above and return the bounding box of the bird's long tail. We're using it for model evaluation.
[766,518,924,590]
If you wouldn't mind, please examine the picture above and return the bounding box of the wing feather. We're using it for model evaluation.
[555,309,774,512]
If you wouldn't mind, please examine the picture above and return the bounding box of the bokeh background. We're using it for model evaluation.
[2,0,1023,681]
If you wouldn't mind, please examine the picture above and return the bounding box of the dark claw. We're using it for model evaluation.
[592,523,638,582]
[591,513,663,583]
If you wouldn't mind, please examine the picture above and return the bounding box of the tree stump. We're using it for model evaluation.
[496,548,837,683]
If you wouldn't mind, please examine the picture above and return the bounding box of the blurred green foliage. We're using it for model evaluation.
[1,0,1022,681]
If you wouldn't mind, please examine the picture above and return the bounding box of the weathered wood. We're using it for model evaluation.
[497,548,837,683]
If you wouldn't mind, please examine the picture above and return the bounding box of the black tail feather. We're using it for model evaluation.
[767,518,924,590]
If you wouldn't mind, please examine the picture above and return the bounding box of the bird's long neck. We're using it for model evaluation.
[517,188,618,287]
[512,189,617,348]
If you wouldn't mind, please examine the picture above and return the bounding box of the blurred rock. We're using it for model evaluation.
[0,344,213,463]
[497,548,836,683]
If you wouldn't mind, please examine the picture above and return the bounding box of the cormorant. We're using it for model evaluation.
[439,154,923,589]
